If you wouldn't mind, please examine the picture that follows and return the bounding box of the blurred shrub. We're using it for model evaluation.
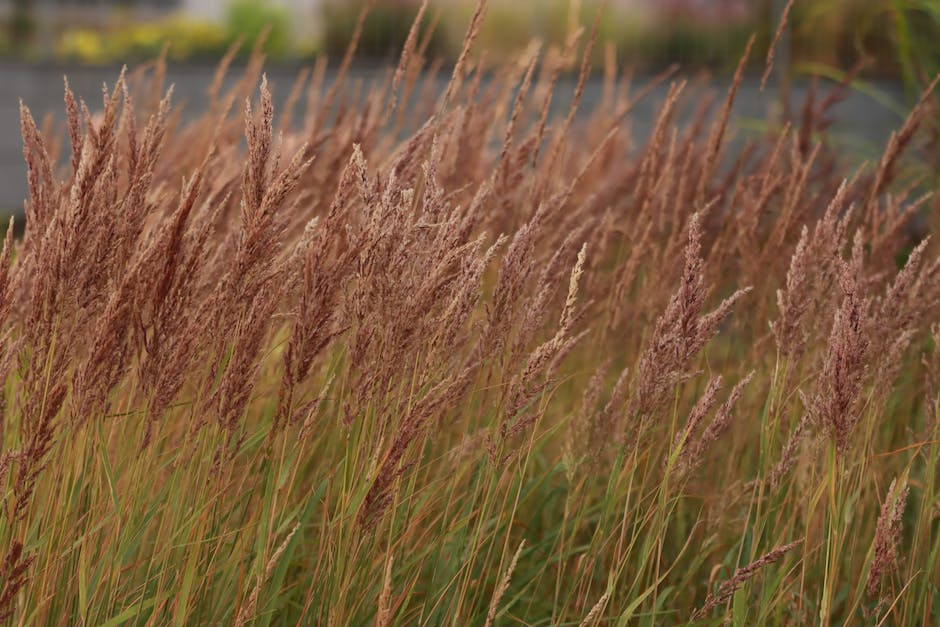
[57,18,229,64]
[8,0,37,47]
[792,0,899,74]
[55,0,297,65]
[457,0,755,71]
[56,29,110,64]
[37,0,940,80]
[642,20,756,69]
[472,3,543,59]
[897,1,940,87]
[322,0,446,60]
[225,0,293,60]
[437,0,625,65]
[792,0,940,84]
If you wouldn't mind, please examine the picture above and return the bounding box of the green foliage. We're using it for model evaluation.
[54,0,296,65]
[887,0,940,96]
[793,0,940,87]
[8,0,36,46]
[57,18,230,64]
[634,20,756,70]
[0,28,11,57]
[225,0,293,60]
[452,0,759,70]
[321,0,446,59]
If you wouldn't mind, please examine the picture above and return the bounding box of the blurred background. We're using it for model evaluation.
[0,0,938,210]
[0,0,936,78]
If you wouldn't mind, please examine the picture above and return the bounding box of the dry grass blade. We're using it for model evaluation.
[692,540,802,620]
[761,0,795,92]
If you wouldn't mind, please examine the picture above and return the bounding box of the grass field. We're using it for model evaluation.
[1,2,939,624]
